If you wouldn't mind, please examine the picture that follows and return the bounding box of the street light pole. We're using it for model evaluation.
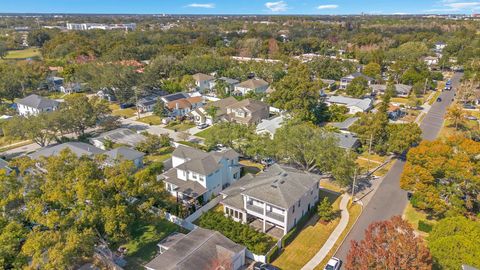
[351,168,357,200]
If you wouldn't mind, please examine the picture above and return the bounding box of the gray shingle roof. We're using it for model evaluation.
[192,73,214,81]
[161,168,207,198]
[218,77,239,85]
[172,145,240,176]
[236,78,268,89]
[104,147,145,161]
[145,228,245,270]
[222,164,322,209]
[327,96,373,112]
[92,128,146,147]
[333,132,360,149]
[16,94,59,110]
[330,117,359,130]
[28,142,104,159]
[255,115,285,136]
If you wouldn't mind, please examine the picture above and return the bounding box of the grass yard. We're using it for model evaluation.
[0,139,33,153]
[272,191,341,270]
[112,108,137,118]
[314,202,362,270]
[391,97,409,104]
[137,115,162,125]
[194,127,215,138]
[403,202,437,238]
[239,159,264,176]
[144,147,174,164]
[123,218,181,270]
[319,179,343,193]
[165,122,195,132]
[428,91,442,105]
[4,47,41,59]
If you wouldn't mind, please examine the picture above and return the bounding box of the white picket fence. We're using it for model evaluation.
[185,196,223,223]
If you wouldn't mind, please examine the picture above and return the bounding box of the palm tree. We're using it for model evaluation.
[446,104,466,130]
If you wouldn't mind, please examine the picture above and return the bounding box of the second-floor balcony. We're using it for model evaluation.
[246,203,285,223]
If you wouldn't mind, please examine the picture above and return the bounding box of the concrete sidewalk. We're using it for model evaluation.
[301,194,351,270]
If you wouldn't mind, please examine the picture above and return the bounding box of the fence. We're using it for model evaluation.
[185,196,223,223]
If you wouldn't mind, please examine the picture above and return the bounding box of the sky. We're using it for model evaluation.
[0,0,479,15]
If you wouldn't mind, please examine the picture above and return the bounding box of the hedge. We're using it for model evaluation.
[418,220,433,233]
[266,245,280,263]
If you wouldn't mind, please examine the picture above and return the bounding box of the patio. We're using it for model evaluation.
[249,219,284,239]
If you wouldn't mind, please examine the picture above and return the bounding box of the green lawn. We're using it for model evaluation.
[165,122,195,132]
[144,147,174,164]
[428,91,442,105]
[4,47,42,59]
[123,218,181,270]
[272,191,341,270]
[195,127,215,138]
[391,97,409,104]
[137,115,162,125]
[314,202,362,270]
[403,202,437,238]
[111,108,137,118]
[239,159,264,176]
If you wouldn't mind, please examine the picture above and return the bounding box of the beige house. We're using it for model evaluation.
[225,99,269,125]
[189,97,238,125]
[234,79,269,95]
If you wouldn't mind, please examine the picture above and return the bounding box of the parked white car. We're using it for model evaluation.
[324,257,342,270]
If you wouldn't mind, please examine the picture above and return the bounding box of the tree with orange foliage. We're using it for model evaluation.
[345,216,432,270]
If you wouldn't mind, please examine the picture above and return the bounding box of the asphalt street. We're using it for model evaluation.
[334,72,463,265]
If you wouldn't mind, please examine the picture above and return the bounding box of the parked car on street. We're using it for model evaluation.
[196,123,209,129]
[324,257,342,270]
[463,104,476,109]
[253,262,280,270]
[437,97,442,102]
[466,115,478,121]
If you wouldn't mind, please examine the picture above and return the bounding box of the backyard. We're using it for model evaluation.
[109,104,137,118]
[165,121,195,132]
[402,202,437,238]
[123,218,182,270]
[272,190,341,270]
[144,146,174,164]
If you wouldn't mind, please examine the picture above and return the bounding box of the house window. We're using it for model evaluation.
[298,200,301,207]
[292,205,295,213]
[192,173,197,179]
[311,190,313,195]
[199,176,205,181]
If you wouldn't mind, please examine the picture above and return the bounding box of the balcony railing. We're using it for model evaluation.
[246,204,285,222]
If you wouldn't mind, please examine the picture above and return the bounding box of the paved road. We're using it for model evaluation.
[334,72,463,265]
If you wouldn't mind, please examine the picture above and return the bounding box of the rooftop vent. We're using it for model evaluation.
[270,184,277,188]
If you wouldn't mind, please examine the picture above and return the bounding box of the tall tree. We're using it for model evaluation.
[346,216,432,270]
[345,77,369,98]
[446,104,466,130]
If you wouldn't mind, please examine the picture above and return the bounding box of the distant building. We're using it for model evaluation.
[103,147,145,168]
[225,99,269,125]
[330,117,359,131]
[66,23,136,31]
[145,228,246,270]
[192,73,215,92]
[16,94,60,116]
[255,115,286,138]
[90,128,147,150]
[370,84,412,97]
[332,132,360,150]
[340,72,374,90]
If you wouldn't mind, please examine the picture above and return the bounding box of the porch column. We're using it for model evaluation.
[263,202,267,233]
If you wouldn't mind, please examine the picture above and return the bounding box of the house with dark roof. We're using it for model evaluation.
[234,78,269,95]
[159,145,241,205]
[339,72,374,89]
[160,92,190,104]
[213,77,240,94]
[16,94,60,116]
[165,96,204,117]
[90,128,147,150]
[330,117,359,131]
[145,228,246,270]
[220,164,324,235]
[332,132,360,150]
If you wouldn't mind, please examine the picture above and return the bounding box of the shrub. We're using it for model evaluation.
[317,197,335,222]
[197,211,275,254]
[266,245,280,263]
[281,228,297,247]
[418,220,433,233]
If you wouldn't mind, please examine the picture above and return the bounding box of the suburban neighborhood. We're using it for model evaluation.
[0,4,479,270]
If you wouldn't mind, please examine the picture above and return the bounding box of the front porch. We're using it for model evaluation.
[248,218,285,239]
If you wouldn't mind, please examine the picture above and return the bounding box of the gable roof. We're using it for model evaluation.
[256,115,285,136]
[370,84,412,95]
[236,78,269,89]
[218,77,239,85]
[226,99,268,112]
[29,142,104,160]
[327,96,373,111]
[342,72,374,82]
[172,145,240,175]
[104,147,145,161]
[330,117,359,130]
[93,128,147,146]
[16,94,60,110]
[162,92,189,103]
[192,73,214,81]
[222,164,322,209]
[145,228,245,270]
[333,132,360,149]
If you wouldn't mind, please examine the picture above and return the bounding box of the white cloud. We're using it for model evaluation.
[186,3,215,8]
[317,4,338,9]
[428,0,480,12]
[265,1,288,12]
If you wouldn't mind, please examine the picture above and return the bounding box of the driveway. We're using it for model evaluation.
[334,72,463,265]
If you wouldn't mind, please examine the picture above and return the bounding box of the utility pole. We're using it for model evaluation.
[423,77,428,95]
[367,133,373,173]
[351,168,357,200]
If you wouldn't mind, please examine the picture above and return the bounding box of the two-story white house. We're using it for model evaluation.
[220,164,324,236]
[160,145,242,204]
[16,94,60,116]
[192,73,215,92]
